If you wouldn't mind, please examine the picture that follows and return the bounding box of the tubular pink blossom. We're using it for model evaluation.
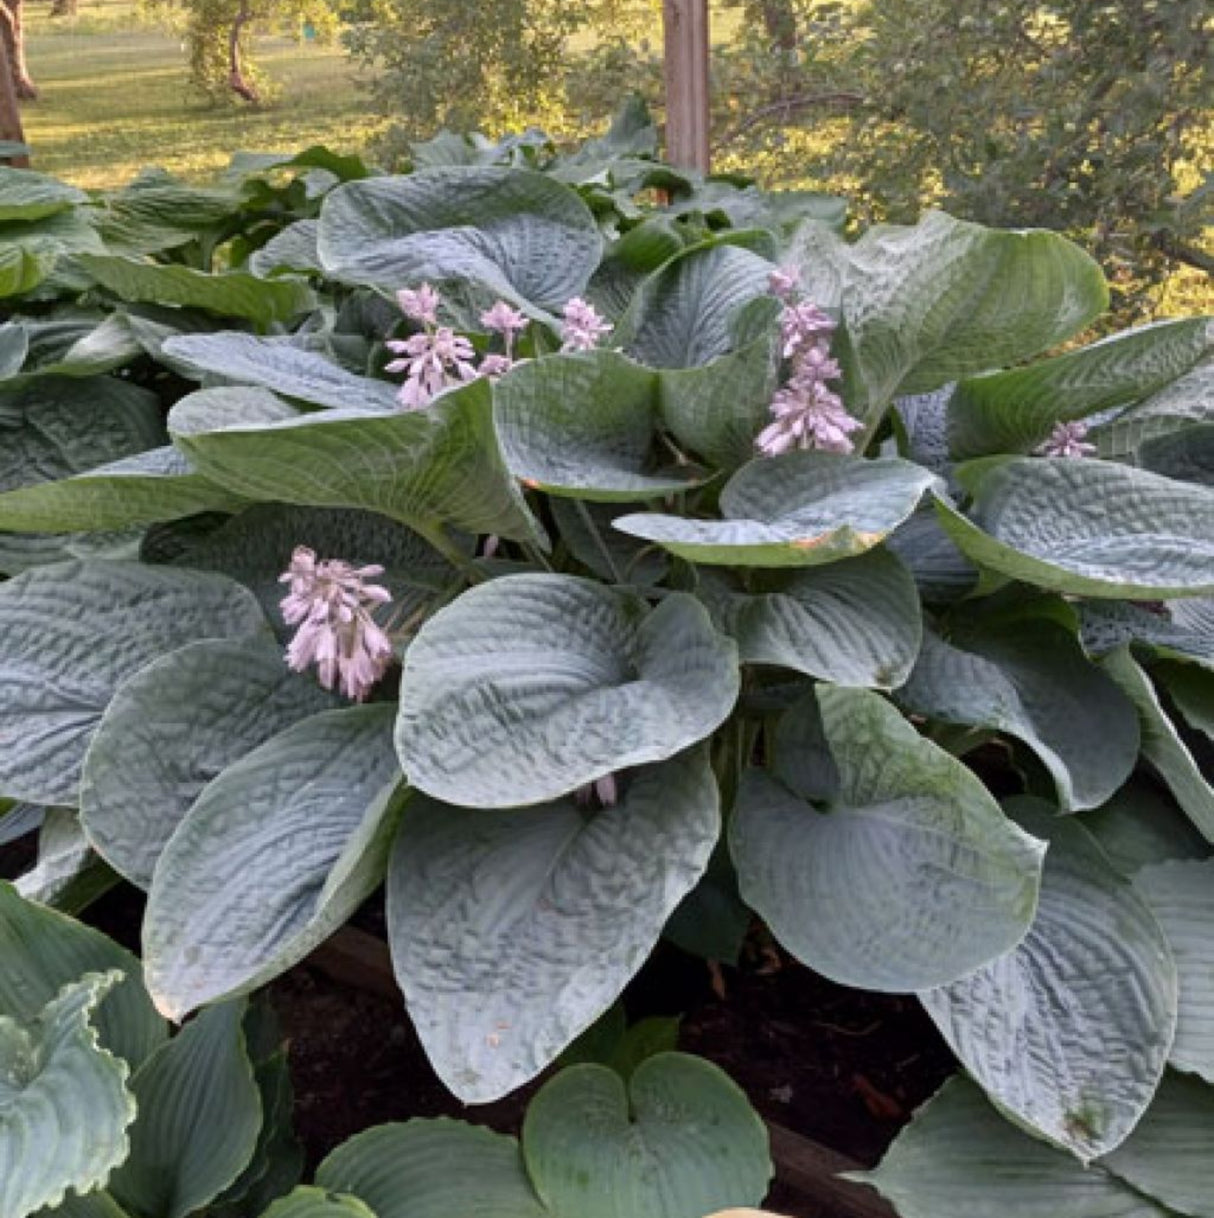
[481,300,529,340]
[386,328,479,410]
[278,546,395,702]
[560,297,613,352]
[768,266,800,300]
[1037,420,1097,459]
[396,283,441,326]
[478,353,514,380]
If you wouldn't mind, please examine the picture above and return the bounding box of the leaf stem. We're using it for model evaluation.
[415,520,484,584]
[573,499,623,583]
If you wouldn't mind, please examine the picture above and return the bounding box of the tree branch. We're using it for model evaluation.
[712,89,866,151]
[1153,233,1214,277]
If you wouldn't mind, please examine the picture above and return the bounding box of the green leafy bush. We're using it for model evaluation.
[0,103,1212,1215]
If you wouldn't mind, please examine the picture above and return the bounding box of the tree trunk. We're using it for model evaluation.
[0,24,29,165]
[227,0,260,103]
[0,0,37,100]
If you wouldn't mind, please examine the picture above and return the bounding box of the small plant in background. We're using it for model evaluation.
[0,103,1211,1217]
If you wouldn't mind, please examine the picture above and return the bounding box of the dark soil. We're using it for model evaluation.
[3,843,957,1217]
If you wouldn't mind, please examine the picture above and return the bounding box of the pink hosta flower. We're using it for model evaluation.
[385,327,479,410]
[560,297,612,352]
[478,353,514,380]
[396,283,441,326]
[481,301,529,341]
[756,376,864,457]
[768,265,800,301]
[1037,419,1097,459]
[780,300,836,364]
[279,547,394,702]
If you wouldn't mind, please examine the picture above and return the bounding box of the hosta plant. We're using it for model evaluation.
[1,103,1213,1215]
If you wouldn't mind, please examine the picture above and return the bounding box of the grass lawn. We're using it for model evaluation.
[21,4,384,188]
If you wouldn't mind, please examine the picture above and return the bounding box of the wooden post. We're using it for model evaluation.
[0,30,28,167]
[662,0,710,173]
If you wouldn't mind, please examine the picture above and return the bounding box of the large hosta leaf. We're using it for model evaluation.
[317,168,601,314]
[614,452,934,568]
[1093,360,1214,461]
[493,351,705,500]
[81,637,340,889]
[1103,648,1214,842]
[73,255,316,329]
[1100,1072,1214,1218]
[614,242,774,368]
[522,1055,771,1218]
[109,1001,262,1218]
[144,705,405,1019]
[947,317,1211,459]
[396,575,739,807]
[796,210,1107,420]
[260,1190,377,1218]
[153,502,458,635]
[0,972,136,1218]
[0,884,164,1071]
[162,333,398,413]
[849,1076,1170,1218]
[0,167,87,223]
[920,807,1176,1161]
[1139,421,1214,487]
[317,1121,547,1218]
[0,562,267,805]
[1134,860,1214,1083]
[385,751,719,1102]
[731,687,1044,991]
[168,382,542,543]
[1081,599,1214,671]
[897,617,1139,811]
[16,808,115,915]
[0,447,245,533]
[1080,781,1211,875]
[938,458,1214,598]
[0,375,163,497]
[706,548,922,688]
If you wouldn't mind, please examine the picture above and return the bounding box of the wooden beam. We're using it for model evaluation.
[662,0,710,172]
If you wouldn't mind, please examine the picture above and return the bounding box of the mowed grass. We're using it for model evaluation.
[22,6,384,188]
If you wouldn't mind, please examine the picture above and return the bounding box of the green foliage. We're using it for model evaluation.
[0,113,1211,1216]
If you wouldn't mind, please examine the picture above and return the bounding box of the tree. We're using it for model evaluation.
[0,0,37,100]
[0,20,29,164]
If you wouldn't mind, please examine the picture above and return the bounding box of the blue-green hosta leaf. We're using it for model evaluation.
[1101,1072,1214,1218]
[396,575,739,807]
[614,453,935,568]
[1080,782,1211,875]
[317,168,602,315]
[937,458,1214,598]
[0,210,105,300]
[0,884,165,1071]
[807,211,1106,420]
[848,1075,1170,1218]
[897,618,1139,811]
[0,562,267,806]
[731,686,1045,991]
[34,1190,133,1218]
[144,705,405,1020]
[1081,600,1214,671]
[259,1188,378,1218]
[163,333,398,413]
[1,314,145,388]
[0,322,27,378]
[0,375,163,496]
[1093,360,1214,461]
[947,318,1211,459]
[249,221,322,279]
[0,167,86,222]
[386,751,719,1103]
[522,1055,772,1218]
[81,637,341,889]
[168,381,542,544]
[1154,661,1214,743]
[655,323,780,470]
[0,447,245,533]
[72,255,316,329]
[317,1120,547,1218]
[15,808,116,915]
[0,803,42,846]
[885,508,978,602]
[1140,421,1214,487]
[109,1001,262,1218]
[920,808,1176,1161]
[154,502,458,637]
[1134,860,1214,1083]
[1103,648,1214,843]
[707,548,923,688]
[614,243,774,369]
[548,499,669,586]
[0,972,136,1218]
[493,351,706,500]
